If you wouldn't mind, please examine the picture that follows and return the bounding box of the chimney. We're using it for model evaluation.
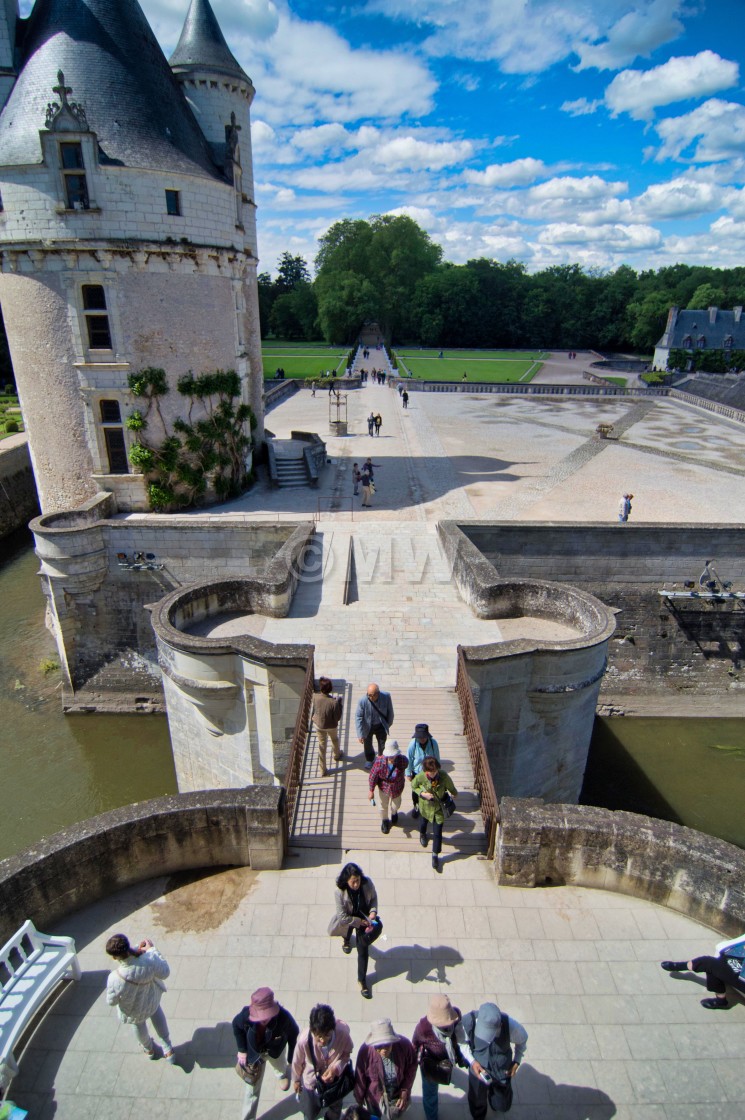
[709,306,717,324]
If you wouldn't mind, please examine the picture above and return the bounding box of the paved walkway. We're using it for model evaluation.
[13,854,744,1119]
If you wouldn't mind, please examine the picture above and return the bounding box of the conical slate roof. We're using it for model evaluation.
[169,0,249,82]
[0,0,222,178]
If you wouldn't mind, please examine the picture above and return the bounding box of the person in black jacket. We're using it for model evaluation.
[232,986,300,1120]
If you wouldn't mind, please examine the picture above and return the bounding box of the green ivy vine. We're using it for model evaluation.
[126,366,257,511]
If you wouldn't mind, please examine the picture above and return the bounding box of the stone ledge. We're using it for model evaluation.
[0,787,286,945]
[496,796,745,935]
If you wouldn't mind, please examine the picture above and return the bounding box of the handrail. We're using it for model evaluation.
[283,650,316,849]
[343,535,354,606]
[455,645,500,858]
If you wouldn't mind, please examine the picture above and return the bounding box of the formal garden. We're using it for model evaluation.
[0,390,21,439]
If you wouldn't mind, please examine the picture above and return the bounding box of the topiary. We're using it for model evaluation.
[5,418,19,433]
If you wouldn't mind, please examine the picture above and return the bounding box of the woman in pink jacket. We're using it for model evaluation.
[292,1003,354,1120]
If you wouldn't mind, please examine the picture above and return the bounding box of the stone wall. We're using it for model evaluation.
[0,437,38,539]
[0,787,286,947]
[496,797,745,936]
[31,500,313,709]
[457,522,745,707]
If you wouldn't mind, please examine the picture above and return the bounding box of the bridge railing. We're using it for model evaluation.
[455,645,499,858]
[283,651,316,849]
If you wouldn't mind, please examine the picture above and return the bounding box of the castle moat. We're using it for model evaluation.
[2,530,745,860]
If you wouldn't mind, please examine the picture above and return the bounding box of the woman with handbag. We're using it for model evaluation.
[292,1003,355,1120]
[410,756,458,872]
[329,863,382,998]
[412,995,464,1120]
[354,1018,417,1119]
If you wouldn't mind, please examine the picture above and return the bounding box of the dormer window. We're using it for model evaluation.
[724,335,733,349]
[696,335,705,349]
[683,335,692,349]
[82,284,112,349]
[60,142,89,210]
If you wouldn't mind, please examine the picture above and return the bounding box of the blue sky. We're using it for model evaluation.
[144,3,745,276]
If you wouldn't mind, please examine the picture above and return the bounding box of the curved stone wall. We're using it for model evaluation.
[0,787,285,947]
[496,797,745,936]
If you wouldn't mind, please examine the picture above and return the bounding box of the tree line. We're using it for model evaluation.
[258,214,745,355]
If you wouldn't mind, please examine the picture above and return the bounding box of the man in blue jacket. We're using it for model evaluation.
[355,682,394,769]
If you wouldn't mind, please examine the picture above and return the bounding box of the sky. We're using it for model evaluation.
[123,3,745,277]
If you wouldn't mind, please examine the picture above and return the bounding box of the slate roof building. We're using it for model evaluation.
[654,305,745,371]
[0,0,264,513]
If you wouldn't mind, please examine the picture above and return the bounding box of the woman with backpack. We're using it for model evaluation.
[405,723,440,819]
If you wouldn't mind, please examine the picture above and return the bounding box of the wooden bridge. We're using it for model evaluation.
[289,686,487,855]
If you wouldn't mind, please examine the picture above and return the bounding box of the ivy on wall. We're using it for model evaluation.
[126,367,257,510]
[668,348,745,373]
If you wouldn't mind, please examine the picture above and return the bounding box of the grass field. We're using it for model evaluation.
[396,355,541,382]
[262,343,348,379]
[603,376,628,387]
[395,348,547,360]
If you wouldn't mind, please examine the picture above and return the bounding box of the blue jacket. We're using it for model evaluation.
[406,735,440,778]
[355,691,394,738]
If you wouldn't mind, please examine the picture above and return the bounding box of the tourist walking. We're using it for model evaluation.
[402,390,408,409]
[352,462,361,496]
[354,1018,417,1118]
[292,1003,355,1120]
[457,1001,528,1117]
[360,462,374,508]
[312,676,344,776]
[661,940,745,1009]
[328,863,382,999]
[411,756,457,871]
[374,413,382,436]
[368,740,407,833]
[406,723,440,818]
[356,682,395,766]
[412,995,464,1120]
[618,493,632,522]
[368,412,376,436]
[232,987,299,1120]
[105,934,175,1061]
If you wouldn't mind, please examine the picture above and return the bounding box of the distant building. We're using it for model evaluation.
[0,0,264,513]
[654,305,745,371]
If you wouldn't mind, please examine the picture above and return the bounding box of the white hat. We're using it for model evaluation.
[383,739,400,758]
[365,1019,399,1047]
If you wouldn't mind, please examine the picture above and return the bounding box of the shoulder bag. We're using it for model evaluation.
[309,1039,355,1107]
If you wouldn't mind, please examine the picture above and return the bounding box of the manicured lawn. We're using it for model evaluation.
[603,376,628,387]
[262,342,348,379]
[0,394,23,439]
[395,348,547,361]
[396,356,541,382]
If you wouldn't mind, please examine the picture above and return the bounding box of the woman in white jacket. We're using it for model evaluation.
[105,933,175,1060]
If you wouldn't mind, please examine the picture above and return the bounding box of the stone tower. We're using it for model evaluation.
[0,0,264,514]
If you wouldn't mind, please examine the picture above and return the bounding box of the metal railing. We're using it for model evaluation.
[455,645,499,859]
[282,651,316,851]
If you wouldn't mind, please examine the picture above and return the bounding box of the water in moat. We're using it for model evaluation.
[1,533,744,860]
[0,530,177,862]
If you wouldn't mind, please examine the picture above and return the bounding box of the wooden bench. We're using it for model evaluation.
[0,920,81,1093]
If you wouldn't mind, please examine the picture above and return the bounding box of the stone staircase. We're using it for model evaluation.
[275,456,307,488]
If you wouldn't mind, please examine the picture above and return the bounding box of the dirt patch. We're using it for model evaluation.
[151,866,259,934]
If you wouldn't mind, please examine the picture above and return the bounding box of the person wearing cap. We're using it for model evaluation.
[456,1001,527,1118]
[292,1003,354,1120]
[330,863,381,998]
[354,1019,417,1118]
[312,676,344,777]
[411,756,458,872]
[368,740,408,833]
[412,995,465,1120]
[356,683,395,769]
[232,987,300,1120]
[406,724,441,819]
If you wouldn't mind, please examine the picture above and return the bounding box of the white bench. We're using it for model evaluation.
[0,920,81,1092]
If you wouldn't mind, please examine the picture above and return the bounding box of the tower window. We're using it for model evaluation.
[99,399,128,474]
[165,189,181,216]
[82,284,112,349]
[60,142,89,210]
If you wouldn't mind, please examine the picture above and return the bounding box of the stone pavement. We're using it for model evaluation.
[11,852,745,1119]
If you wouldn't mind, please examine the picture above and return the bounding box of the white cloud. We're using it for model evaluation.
[605,51,739,121]
[538,222,662,250]
[528,174,627,202]
[635,177,725,220]
[561,98,602,117]
[366,0,689,75]
[370,136,474,170]
[464,158,547,187]
[653,99,745,162]
[292,124,352,157]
